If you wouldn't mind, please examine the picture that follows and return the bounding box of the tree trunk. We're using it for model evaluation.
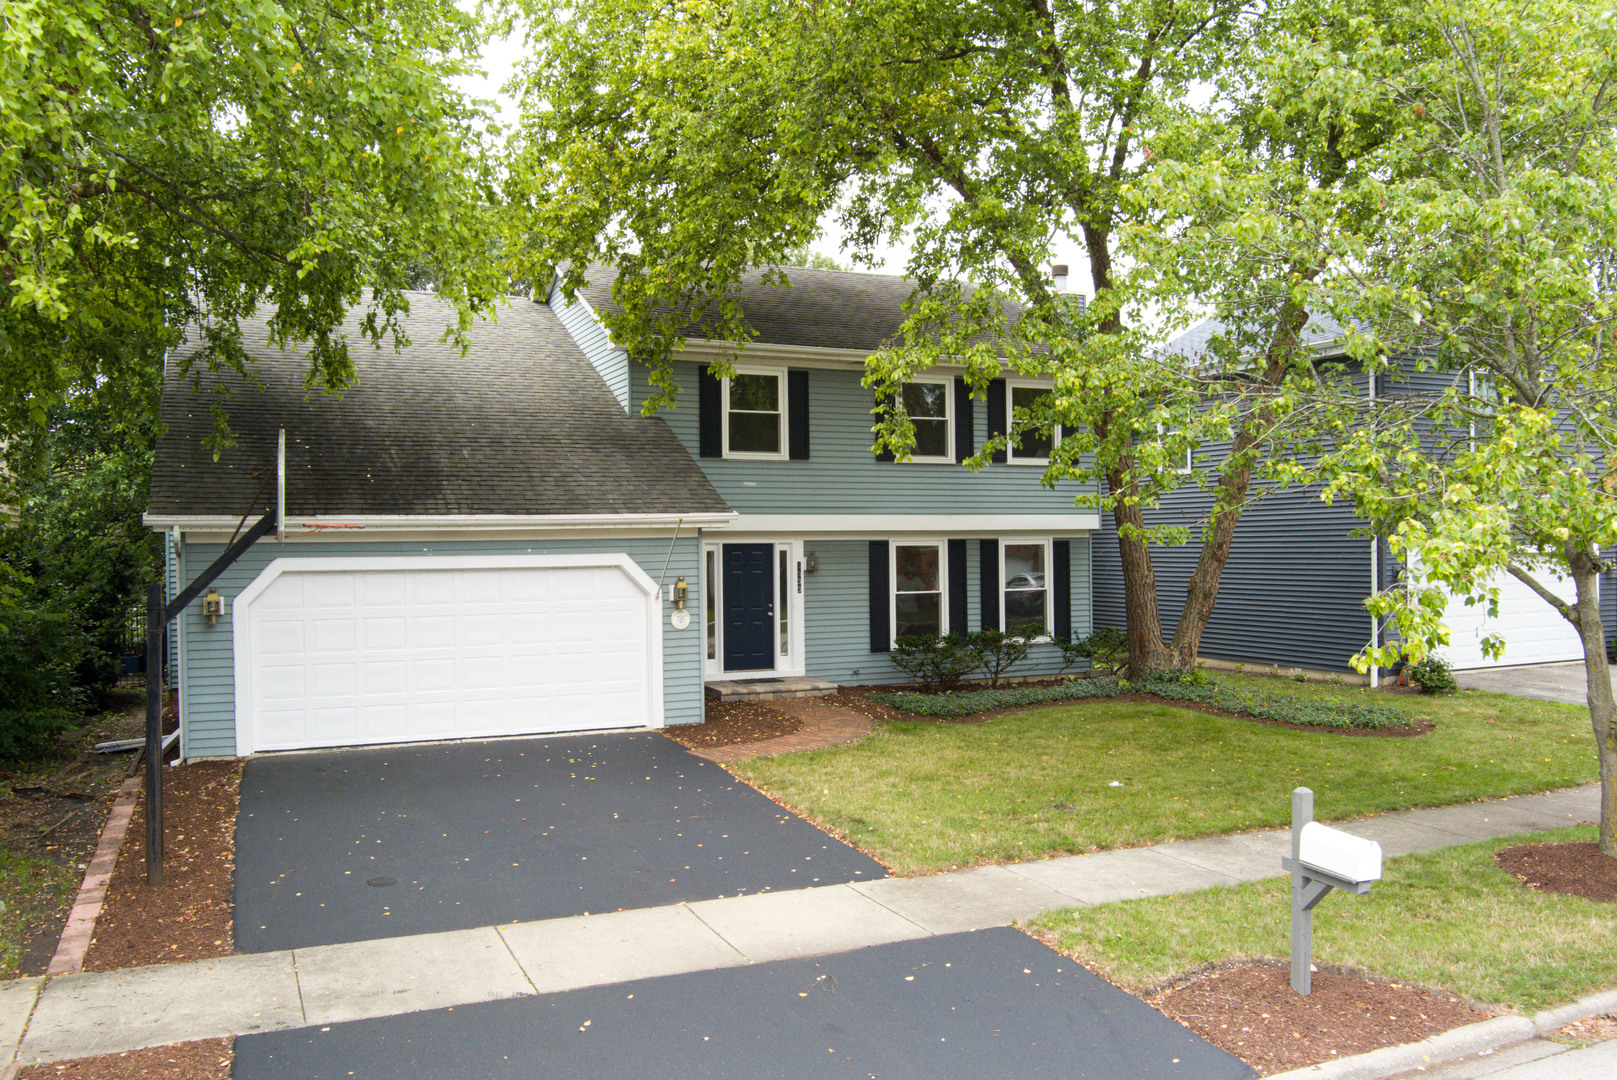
[1110,466,1176,678]
[1566,545,1617,856]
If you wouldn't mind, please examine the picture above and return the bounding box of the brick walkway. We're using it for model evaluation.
[687,697,873,763]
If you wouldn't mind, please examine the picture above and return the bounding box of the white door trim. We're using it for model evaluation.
[232,553,665,754]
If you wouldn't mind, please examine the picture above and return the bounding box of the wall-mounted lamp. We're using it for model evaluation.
[673,577,689,611]
[805,553,819,573]
[203,589,224,625]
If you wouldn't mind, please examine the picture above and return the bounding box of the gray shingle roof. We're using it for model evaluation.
[148,293,730,519]
[1163,313,1352,360]
[575,264,1016,352]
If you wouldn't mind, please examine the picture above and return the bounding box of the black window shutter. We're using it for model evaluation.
[979,539,1000,631]
[953,378,973,463]
[985,378,1006,463]
[788,369,810,460]
[698,364,722,458]
[1052,540,1072,641]
[869,541,891,652]
[947,539,968,634]
[874,392,896,462]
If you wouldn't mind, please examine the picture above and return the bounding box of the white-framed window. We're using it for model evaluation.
[1001,540,1051,636]
[722,367,787,458]
[1156,422,1193,474]
[892,541,946,641]
[899,377,953,462]
[1007,379,1058,463]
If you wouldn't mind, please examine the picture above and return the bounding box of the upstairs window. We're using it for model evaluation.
[900,378,953,462]
[724,369,785,457]
[1007,381,1057,463]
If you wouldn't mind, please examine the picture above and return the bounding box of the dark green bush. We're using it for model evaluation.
[0,607,87,760]
[966,628,1037,689]
[869,677,1123,717]
[1404,656,1458,694]
[889,634,979,693]
[1057,626,1128,676]
[871,670,1414,730]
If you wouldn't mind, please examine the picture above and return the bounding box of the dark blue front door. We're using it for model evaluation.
[723,544,775,671]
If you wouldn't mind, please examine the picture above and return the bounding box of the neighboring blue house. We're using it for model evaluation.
[147,268,1100,758]
[1092,317,1591,677]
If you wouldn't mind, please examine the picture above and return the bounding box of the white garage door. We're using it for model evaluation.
[234,555,662,753]
[1437,569,1588,670]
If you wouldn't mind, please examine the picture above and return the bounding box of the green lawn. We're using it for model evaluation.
[735,678,1596,874]
[1030,827,1617,1011]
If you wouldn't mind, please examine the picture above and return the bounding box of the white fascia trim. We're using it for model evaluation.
[232,553,666,755]
[728,513,1100,536]
[145,511,737,532]
[678,338,874,368]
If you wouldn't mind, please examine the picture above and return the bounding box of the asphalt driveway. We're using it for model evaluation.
[233,927,1254,1080]
[234,731,886,953]
[1455,660,1616,705]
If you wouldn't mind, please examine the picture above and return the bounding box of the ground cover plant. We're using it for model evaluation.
[1029,826,1617,1013]
[734,679,1595,874]
[870,672,1413,729]
[0,847,77,975]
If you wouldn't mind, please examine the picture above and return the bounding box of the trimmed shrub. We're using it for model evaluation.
[1056,627,1128,676]
[869,677,1124,718]
[1405,655,1458,695]
[966,628,1037,689]
[889,634,979,693]
[871,670,1415,730]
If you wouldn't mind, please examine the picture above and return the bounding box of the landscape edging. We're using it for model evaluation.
[1267,985,1617,1080]
[45,775,141,977]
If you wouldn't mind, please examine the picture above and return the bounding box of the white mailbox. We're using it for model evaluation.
[1297,822,1382,885]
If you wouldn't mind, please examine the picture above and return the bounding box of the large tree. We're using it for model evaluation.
[506,0,1369,676]
[1294,0,1617,851]
[2,0,507,448]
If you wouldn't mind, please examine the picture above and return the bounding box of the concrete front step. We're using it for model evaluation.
[705,677,839,701]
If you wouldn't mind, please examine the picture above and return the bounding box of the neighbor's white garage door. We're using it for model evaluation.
[234,556,661,753]
[1437,569,1588,670]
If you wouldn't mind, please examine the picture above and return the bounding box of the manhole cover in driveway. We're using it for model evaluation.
[235,731,886,952]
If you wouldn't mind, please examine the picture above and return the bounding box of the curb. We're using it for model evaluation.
[1267,987,1617,1080]
[45,776,142,977]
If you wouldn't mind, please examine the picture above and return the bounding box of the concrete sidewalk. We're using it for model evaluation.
[1,784,1599,1068]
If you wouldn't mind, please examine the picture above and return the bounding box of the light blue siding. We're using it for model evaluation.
[550,286,630,412]
[801,536,1093,685]
[630,360,1098,516]
[177,535,704,758]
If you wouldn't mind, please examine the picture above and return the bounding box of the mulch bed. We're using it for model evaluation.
[0,688,155,977]
[18,1037,233,1080]
[81,759,240,972]
[808,682,1434,737]
[662,697,803,748]
[1495,841,1617,903]
[1150,963,1488,1075]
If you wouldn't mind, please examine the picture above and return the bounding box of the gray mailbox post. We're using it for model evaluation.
[1281,787,1383,995]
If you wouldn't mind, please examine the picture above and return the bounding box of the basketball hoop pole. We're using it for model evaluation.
[277,428,286,541]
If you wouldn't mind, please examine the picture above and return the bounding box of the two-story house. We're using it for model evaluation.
[145,267,1100,758]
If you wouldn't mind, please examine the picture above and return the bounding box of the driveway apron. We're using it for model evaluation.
[234,731,886,953]
[233,926,1254,1080]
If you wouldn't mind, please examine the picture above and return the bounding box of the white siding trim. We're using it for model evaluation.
[231,553,665,754]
